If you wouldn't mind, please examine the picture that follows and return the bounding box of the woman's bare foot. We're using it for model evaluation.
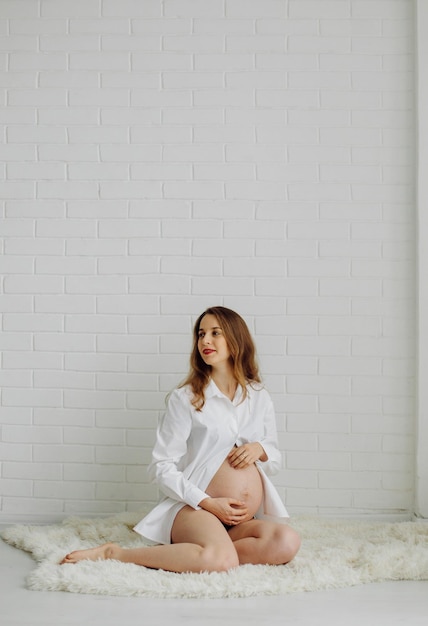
[60,542,118,565]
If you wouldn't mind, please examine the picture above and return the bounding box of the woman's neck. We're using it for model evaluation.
[211,367,237,401]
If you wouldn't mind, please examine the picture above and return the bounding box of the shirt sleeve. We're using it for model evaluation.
[254,388,282,476]
[147,388,209,510]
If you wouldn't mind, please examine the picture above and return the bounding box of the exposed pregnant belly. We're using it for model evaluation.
[205,456,264,521]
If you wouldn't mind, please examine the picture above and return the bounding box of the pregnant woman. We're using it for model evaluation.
[61,306,301,572]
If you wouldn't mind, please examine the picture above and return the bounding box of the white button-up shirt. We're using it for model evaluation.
[134,379,289,544]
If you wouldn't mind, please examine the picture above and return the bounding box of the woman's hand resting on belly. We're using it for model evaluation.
[227,442,267,468]
[199,496,249,526]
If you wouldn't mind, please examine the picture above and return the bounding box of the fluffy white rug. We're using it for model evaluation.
[2,512,428,599]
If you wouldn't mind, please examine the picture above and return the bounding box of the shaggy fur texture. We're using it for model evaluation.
[2,513,428,599]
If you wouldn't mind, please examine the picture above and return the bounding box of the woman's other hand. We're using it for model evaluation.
[199,497,249,526]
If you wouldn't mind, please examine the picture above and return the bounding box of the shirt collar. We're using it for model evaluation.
[205,379,223,399]
[205,379,244,403]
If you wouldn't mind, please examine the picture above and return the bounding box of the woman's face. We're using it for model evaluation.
[197,314,231,368]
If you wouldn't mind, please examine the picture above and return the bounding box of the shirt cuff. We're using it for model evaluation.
[186,486,210,510]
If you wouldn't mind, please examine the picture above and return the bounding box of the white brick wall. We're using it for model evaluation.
[0,0,416,522]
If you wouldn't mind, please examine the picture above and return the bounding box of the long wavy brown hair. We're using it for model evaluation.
[180,306,261,410]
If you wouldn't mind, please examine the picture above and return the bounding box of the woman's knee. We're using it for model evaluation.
[274,525,301,564]
[200,545,239,572]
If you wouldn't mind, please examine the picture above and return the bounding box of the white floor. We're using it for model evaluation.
[1,536,427,626]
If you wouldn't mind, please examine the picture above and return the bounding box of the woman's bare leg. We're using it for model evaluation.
[227,519,301,565]
[61,507,239,573]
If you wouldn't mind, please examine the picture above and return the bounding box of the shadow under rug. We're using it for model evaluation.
[2,513,428,599]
